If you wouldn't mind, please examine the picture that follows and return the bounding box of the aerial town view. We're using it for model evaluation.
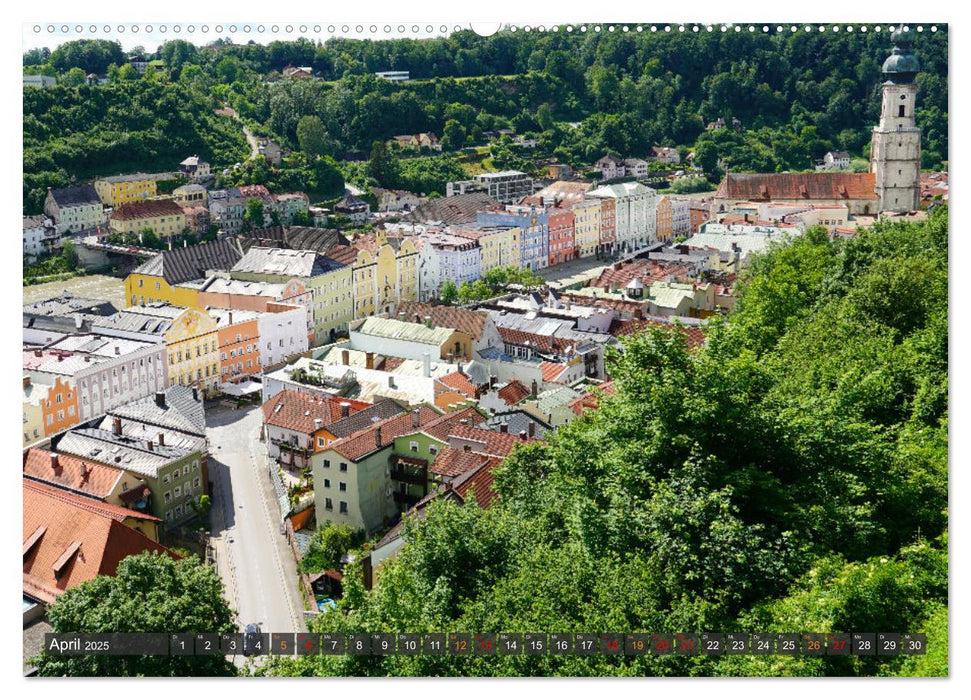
[22,21,948,680]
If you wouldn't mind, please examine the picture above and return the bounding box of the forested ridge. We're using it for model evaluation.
[259,208,947,678]
[24,28,947,212]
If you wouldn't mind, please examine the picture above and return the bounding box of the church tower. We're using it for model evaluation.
[870,27,922,213]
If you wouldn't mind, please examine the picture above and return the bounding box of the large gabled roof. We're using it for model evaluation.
[23,479,174,603]
[326,406,442,461]
[406,192,500,225]
[47,185,100,208]
[106,385,206,436]
[395,302,490,341]
[134,239,243,286]
[261,390,371,434]
[23,448,125,501]
[714,172,878,201]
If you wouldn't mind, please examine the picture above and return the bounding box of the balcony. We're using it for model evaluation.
[390,465,427,486]
[393,491,421,508]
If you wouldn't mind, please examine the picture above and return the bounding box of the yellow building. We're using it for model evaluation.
[331,232,420,321]
[125,240,243,309]
[110,199,187,239]
[172,184,208,207]
[230,247,353,344]
[572,199,602,258]
[94,173,159,207]
[162,308,220,395]
[452,225,521,274]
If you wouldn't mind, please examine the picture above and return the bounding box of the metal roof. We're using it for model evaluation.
[353,317,457,346]
[56,428,194,478]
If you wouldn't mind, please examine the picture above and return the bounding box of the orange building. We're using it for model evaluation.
[211,310,262,386]
[656,196,674,242]
[598,197,616,253]
[41,376,80,437]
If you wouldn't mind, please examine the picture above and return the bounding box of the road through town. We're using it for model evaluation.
[207,405,306,642]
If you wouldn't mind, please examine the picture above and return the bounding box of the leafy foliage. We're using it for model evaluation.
[262,207,947,678]
[31,553,237,676]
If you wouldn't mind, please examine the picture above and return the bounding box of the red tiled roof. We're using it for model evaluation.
[438,371,478,398]
[714,173,878,201]
[540,361,567,383]
[451,459,501,508]
[609,318,707,348]
[262,390,370,435]
[395,302,489,340]
[23,448,124,501]
[327,406,442,461]
[568,380,617,416]
[23,479,174,603]
[419,406,485,442]
[496,379,530,406]
[110,199,185,221]
[428,446,494,478]
[441,423,538,458]
[379,356,405,372]
[593,260,693,290]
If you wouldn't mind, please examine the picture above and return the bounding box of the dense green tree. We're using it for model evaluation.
[298,523,356,575]
[31,553,237,676]
[296,115,332,156]
[50,39,124,75]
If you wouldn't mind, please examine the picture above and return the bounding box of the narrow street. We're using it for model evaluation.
[207,404,306,640]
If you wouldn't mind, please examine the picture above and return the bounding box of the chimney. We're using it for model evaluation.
[446,352,454,364]
[388,376,396,389]
[489,375,497,389]
[314,418,323,429]
[412,408,420,429]
[519,430,528,441]
[158,432,165,446]
[424,315,433,329]
[342,349,350,366]
[155,390,166,408]
[34,349,42,357]
[50,453,61,472]
[531,380,538,399]
[375,425,382,447]
[84,356,90,362]
[57,354,64,362]
[398,312,406,322]
[422,352,431,378]
[192,387,199,402]
[74,313,83,331]
[80,462,90,482]
[365,351,374,370]
[499,422,508,433]
[114,346,120,356]
[228,311,233,325]
[340,402,351,418]
[112,417,122,436]
[147,440,154,452]
[528,421,535,438]
[22,376,30,389]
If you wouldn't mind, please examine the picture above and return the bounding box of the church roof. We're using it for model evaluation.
[715,173,878,202]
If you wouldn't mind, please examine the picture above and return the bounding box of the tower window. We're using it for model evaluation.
[898,105,906,117]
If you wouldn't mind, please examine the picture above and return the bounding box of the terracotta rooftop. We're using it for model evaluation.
[496,379,531,406]
[451,459,502,509]
[326,405,442,461]
[593,260,693,290]
[438,371,478,398]
[568,381,618,416]
[110,199,186,221]
[23,448,125,501]
[23,479,173,604]
[540,361,567,383]
[262,390,371,435]
[428,446,495,478]
[714,172,878,201]
[609,317,707,348]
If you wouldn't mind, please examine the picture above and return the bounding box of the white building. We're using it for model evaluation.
[255,303,310,369]
[43,185,107,235]
[430,233,481,289]
[588,182,659,254]
[24,74,56,88]
[25,335,168,422]
[472,171,533,205]
[23,215,56,260]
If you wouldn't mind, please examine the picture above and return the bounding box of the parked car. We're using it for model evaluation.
[243,623,263,656]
